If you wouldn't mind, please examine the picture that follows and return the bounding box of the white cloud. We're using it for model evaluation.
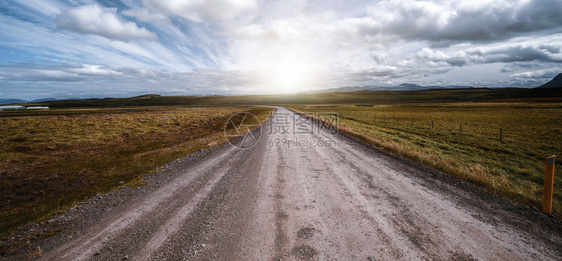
[0,13,198,73]
[56,4,158,41]
[143,0,258,22]
[68,64,123,76]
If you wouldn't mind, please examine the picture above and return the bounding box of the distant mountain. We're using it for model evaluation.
[302,86,387,93]
[536,73,562,89]
[396,83,423,89]
[0,97,63,105]
[0,98,27,105]
[31,98,59,103]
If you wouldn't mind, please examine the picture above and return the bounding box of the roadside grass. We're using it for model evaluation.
[0,107,273,236]
[289,103,562,217]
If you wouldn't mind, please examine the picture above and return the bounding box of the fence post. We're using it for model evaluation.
[499,128,503,141]
[431,120,434,130]
[460,124,462,133]
[543,155,556,214]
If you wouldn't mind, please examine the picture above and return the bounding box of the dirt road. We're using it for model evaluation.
[4,107,561,260]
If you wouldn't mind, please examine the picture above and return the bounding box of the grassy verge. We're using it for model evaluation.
[0,106,273,236]
[289,103,562,217]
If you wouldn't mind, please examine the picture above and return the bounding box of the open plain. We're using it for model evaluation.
[2,108,560,260]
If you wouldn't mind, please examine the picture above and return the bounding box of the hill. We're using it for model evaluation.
[303,83,474,93]
[22,87,562,109]
[536,73,562,89]
[0,99,27,105]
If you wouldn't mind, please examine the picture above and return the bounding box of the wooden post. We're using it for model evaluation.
[543,155,556,214]
[500,128,503,141]
[384,115,386,122]
[411,118,413,127]
[460,124,462,133]
[431,120,434,130]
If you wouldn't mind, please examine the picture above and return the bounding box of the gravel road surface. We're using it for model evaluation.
[2,107,561,261]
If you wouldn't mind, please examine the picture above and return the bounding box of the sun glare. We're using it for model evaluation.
[273,63,306,93]
[269,53,313,93]
[235,45,319,94]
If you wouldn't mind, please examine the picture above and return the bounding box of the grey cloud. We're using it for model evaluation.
[500,62,553,73]
[352,0,562,44]
[511,69,561,80]
[348,66,397,79]
[509,69,562,87]
[472,45,562,64]
[417,44,562,67]
[370,52,387,64]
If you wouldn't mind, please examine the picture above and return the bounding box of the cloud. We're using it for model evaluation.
[143,0,258,22]
[415,48,469,67]
[416,43,562,66]
[510,68,562,87]
[339,0,562,44]
[55,4,158,41]
[67,64,123,76]
[0,67,82,82]
[0,62,279,99]
[510,69,561,80]
[1,13,198,72]
[348,65,398,79]
[122,8,170,24]
[0,62,126,82]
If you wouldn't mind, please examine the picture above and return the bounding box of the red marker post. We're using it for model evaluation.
[543,155,556,214]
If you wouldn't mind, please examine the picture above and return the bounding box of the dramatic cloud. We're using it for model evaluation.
[346,0,562,44]
[416,42,562,66]
[56,4,158,41]
[1,0,562,100]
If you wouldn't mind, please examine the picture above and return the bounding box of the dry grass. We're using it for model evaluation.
[0,107,273,236]
[290,103,562,217]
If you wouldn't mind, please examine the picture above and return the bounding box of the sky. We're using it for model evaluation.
[1,0,562,100]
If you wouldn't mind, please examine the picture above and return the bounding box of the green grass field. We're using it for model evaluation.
[0,106,273,236]
[290,103,562,217]
[28,87,562,108]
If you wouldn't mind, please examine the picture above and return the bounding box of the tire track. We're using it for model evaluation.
[41,146,239,260]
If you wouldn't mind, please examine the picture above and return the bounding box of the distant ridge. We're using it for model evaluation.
[301,83,473,93]
[0,99,27,105]
[396,83,423,89]
[0,97,61,105]
[536,73,562,89]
